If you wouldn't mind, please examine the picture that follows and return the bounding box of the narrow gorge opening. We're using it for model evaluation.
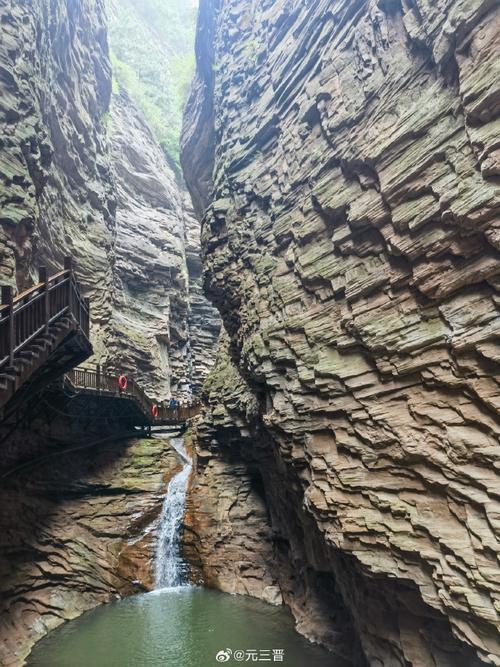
[1,1,499,667]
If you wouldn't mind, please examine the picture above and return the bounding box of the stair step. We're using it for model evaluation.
[53,322,71,334]
[31,341,49,352]
[19,350,39,360]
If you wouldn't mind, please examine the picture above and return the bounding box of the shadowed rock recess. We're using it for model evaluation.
[182,1,500,666]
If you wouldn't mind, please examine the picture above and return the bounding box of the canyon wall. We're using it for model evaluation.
[107,86,219,400]
[0,0,218,397]
[0,432,182,667]
[0,1,217,665]
[106,0,220,397]
[182,1,500,665]
[0,0,115,356]
[108,88,190,400]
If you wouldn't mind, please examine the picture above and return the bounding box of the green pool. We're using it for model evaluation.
[26,587,347,667]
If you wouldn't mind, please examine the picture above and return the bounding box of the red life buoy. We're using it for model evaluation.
[151,404,159,418]
[118,374,127,391]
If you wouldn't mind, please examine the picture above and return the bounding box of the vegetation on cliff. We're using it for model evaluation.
[107,0,197,168]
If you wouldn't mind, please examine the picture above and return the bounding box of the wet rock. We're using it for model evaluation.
[184,435,282,606]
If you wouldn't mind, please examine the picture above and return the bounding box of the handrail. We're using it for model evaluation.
[15,279,48,303]
[65,365,201,424]
[0,257,90,370]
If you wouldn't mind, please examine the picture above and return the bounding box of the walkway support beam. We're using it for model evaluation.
[39,266,49,333]
[1,286,14,368]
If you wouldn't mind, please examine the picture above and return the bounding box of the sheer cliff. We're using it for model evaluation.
[0,0,216,664]
[182,1,500,665]
[107,0,219,399]
[109,89,190,400]
[0,0,218,398]
[0,0,115,356]
[108,87,219,400]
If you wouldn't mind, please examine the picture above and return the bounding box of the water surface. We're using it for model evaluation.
[27,587,346,667]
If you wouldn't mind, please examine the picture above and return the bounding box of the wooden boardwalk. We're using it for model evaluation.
[65,366,201,427]
[0,257,200,429]
[0,258,92,417]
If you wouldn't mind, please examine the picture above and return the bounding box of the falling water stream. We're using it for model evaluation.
[154,435,192,589]
[26,434,345,667]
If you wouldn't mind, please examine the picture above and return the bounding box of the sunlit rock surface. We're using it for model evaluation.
[182,1,500,665]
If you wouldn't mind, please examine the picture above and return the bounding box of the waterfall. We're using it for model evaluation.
[154,436,192,589]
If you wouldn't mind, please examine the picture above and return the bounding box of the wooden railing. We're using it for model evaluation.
[0,257,89,371]
[66,365,201,424]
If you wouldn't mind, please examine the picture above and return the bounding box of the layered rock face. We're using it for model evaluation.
[183,425,283,606]
[0,0,115,355]
[183,1,500,665]
[0,2,217,665]
[0,0,218,397]
[184,203,222,396]
[108,88,219,399]
[0,435,182,666]
[106,0,220,398]
[108,89,190,400]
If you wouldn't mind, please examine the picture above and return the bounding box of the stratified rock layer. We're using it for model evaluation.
[183,428,283,606]
[0,0,115,354]
[0,436,182,667]
[0,2,218,665]
[109,89,190,399]
[182,1,500,665]
[184,199,222,396]
[108,88,219,399]
[0,0,218,397]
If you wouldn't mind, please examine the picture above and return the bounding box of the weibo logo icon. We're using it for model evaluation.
[215,649,232,662]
